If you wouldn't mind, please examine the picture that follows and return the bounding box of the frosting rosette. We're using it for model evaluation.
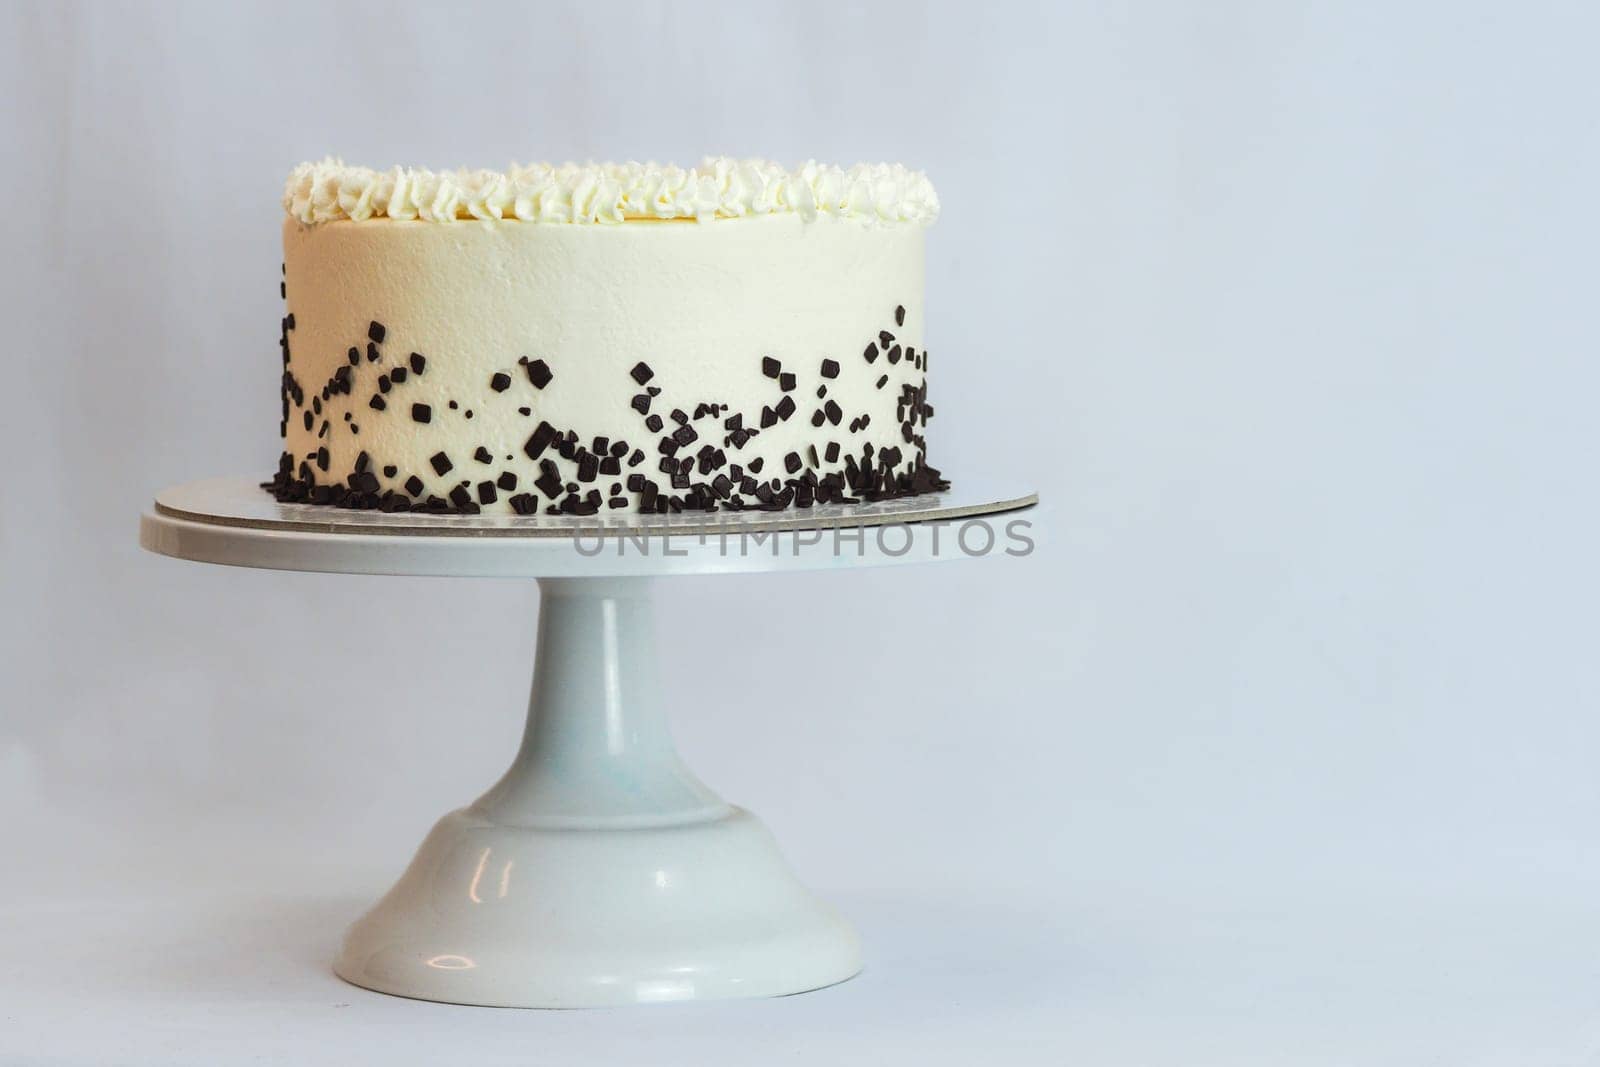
[285,157,939,226]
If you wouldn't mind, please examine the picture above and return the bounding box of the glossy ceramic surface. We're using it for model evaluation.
[138,478,1037,1007]
[334,579,860,1007]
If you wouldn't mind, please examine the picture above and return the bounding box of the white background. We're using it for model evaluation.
[2,1,1597,1064]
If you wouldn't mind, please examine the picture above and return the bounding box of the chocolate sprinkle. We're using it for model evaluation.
[524,421,557,460]
[645,414,663,433]
[429,451,453,475]
[534,466,562,498]
[762,356,781,379]
[473,446,493,464]
[409,353,426,375]
[526,359,553,389]
[490,372,511,392]
[411,403,431,423]
[404,475,424,496]
[630,361,654,385]
[369,395,386,411]
[821,358,840,379]
[779,372,796,392]
[368,321,387,344]
[895,305,905,327]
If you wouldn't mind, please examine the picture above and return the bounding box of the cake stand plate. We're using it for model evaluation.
[138,477,1038,1008]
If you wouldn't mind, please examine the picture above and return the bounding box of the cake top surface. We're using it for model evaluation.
[284,157,939,227]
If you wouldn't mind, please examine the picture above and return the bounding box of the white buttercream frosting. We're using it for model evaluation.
[284,157,939,226]
[278,213,935,513]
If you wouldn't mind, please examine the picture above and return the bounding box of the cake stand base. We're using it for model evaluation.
[140,477,1037,1008]
[335,809,858,1008]
[333,578,858,1007]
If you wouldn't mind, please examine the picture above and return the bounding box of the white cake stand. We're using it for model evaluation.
[139,477,1038,1009]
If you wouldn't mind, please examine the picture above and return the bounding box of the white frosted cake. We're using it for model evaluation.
[266,158,946,514]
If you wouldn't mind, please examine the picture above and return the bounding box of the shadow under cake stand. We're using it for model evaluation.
[139,476,1038,1009]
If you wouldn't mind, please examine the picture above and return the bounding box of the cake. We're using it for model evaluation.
[265,158,946,515]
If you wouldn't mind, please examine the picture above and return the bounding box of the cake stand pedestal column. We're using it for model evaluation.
[139,476,1037,1008]
[333,576,857,1007]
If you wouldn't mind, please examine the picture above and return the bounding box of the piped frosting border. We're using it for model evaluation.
[284,157,939,226]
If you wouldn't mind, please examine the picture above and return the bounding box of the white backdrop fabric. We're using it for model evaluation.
[1,2,1596,1064]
